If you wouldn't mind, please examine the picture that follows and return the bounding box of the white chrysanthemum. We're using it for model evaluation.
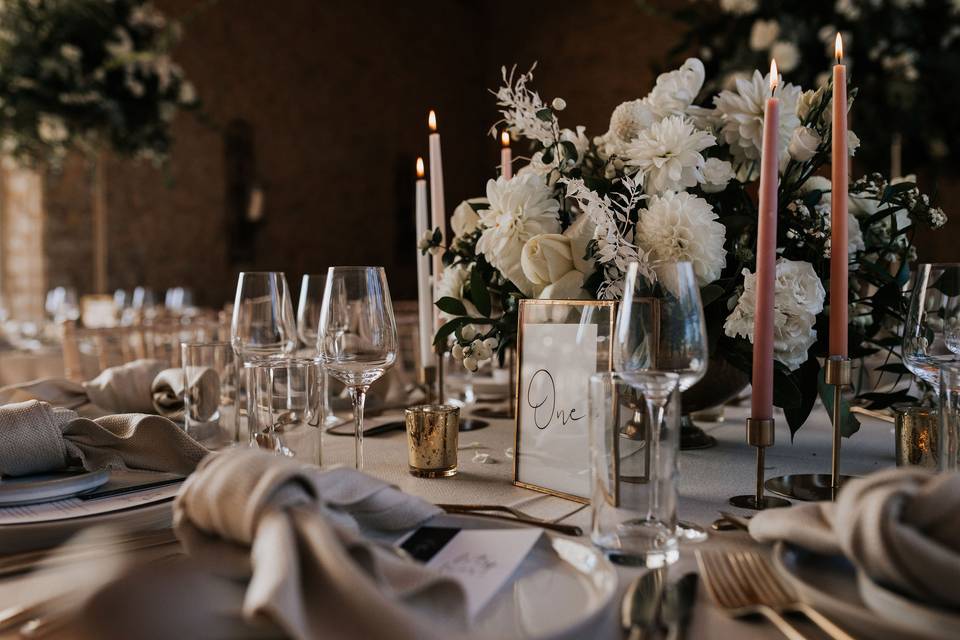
[635,191,726,286]
[701,158,735,193]
[724,258,825,370]
[713,69,801,175]
[624,115,716,193]
[435,264,479,320]
[476,174,561,295]
[647,58,706,118]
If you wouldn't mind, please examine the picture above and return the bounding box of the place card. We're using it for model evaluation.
[514,299,615,502]
[400,526,542,619]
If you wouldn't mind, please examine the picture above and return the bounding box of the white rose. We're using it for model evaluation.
[701,158,735,193]
[774,312,819,371]
[771,41,801,73]
[564,214,596,274]
[750,19,780,51]
[521,234,576,287]
[538,270,589,300]
[775,259,826,316]
[451,198,485,237]
[847,130,860,156]
[788,126,820,161]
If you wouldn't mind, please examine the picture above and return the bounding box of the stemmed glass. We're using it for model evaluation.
[297,273,339,427]
[317,266,398,469]
[903,263,960,391]
[231,271,298,442]
[615,260,709,541]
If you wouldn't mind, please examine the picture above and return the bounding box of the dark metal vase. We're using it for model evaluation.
[680,356,749,450]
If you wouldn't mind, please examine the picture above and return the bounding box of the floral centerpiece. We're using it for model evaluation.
[424,59,946,435]
[0,0,197,167]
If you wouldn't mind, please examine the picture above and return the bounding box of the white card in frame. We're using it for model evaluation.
[513,299,615,503]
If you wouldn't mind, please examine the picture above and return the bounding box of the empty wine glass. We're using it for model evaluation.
[615,260,709,542]
[317,266,398,469]
[231,272,298,442]
[903,263,960,390]
[298,273,339,427]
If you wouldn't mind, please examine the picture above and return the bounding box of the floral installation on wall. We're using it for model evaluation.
[0,0,198,167]
[640,0,960,174]
[422,58,947,435]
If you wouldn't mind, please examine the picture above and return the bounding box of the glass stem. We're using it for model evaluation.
[322,371,336,423]
[349,385,369,470]
[644,397,666,522]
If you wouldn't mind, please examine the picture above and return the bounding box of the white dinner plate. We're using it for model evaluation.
[773,541,958,640]
[397,513,618,640]
[0,469,111,506]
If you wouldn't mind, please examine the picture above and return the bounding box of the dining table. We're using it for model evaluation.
[0,395,895,639]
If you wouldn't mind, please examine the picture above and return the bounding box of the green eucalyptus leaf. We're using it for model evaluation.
[535,108,553,121]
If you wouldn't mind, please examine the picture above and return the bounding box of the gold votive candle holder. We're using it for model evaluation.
[895,406,939,469]
[405,404,459,478]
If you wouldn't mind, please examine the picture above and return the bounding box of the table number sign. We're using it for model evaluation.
[513,299,615,502]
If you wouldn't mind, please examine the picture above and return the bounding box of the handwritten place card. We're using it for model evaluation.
[514,300,615,502]
[400,526,542,619]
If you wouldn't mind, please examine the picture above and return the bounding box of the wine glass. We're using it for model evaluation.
[903,263,960,390]
[298,273,339,427]
[615,260,709,541]
[317,266,398,469]
[231,272,298,443]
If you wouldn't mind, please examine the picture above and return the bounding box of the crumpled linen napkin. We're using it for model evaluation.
[749,468,960,609]
[0,399,208,477]
[173,448,467,640]
[0,359,220,420]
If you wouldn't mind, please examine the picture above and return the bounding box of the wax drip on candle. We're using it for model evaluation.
[428,109,437,132]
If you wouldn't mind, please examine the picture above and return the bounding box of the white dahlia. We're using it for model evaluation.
[635,191,726,286]
[477,174,561,295]
[624,115,716,193]
[647,58,706,118]
[713,69,801,175]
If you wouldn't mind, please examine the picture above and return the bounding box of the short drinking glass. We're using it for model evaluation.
[589,371,680,568]
[248,357,322,465]
[180,342,239,446]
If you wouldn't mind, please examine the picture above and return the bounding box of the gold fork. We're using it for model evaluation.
[697,549,855,640]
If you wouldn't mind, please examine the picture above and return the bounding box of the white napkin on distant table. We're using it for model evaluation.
[749,468,960,609]
[169,448,466,640]
[0,399,208,477]
[0,359,220,420]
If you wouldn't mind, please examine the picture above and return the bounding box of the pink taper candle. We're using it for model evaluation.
[500,130,513,179]
[751,59,780,421]
[427,110,446,334]
[829,34,849,358]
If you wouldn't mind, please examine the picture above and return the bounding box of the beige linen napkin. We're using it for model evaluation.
[749,468,960,609]
[0,359,220,420]
[0,399,208,477]
[173,448,467,640]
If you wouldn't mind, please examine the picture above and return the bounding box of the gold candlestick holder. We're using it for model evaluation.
[729,417,791,509]
[765,356,855,501]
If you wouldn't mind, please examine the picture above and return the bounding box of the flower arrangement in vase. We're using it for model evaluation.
[423,59,946,435]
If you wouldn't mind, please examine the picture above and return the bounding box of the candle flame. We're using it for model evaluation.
[769,59,778,92]
[428,110,437,131]
[835,33,843,62]
[416,157,425,178]
[500,130,510,147]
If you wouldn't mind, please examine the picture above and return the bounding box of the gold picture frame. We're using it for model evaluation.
[513,298,616,503]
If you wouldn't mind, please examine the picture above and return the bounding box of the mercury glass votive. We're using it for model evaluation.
[895,406,939,469]
[405,405,459,478]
